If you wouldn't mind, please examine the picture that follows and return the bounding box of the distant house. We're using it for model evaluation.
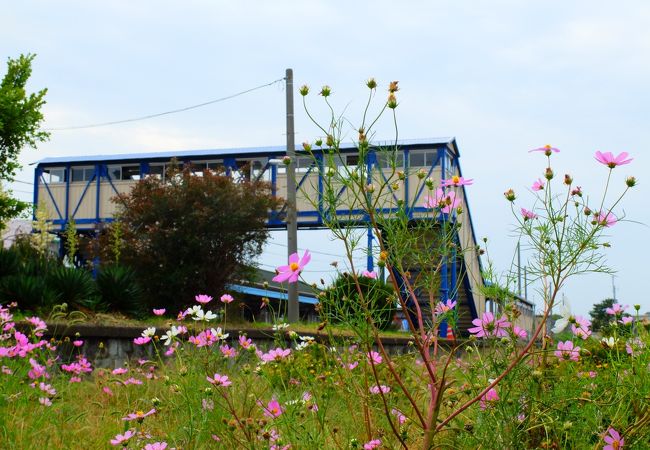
[227,268,320,322]
[1,219,32,249]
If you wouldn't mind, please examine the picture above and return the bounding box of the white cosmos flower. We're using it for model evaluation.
[193,309,217,322]
[142,327,156,338]
[601,336,617,348]
[551,302,574,334]
[211,327,229,340]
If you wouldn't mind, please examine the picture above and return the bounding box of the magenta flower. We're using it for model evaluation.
[620,316,633,325]
[595,151,633,168]
[369,385,391,394]
[555,340,580,361]
[38,397,52,407]
[72,340,84,347]
[512,326,528,339]
[206,373,232,386]
[144,443,168,450]
[603,427,624,450]
[520,208,538,221]
[433,299,456,315]
[122,408,156,422]
[391,408,407,425]
[260,398,284,418]
[530,145,560,155]
[273,250,311,283]
[133,336,151,345]
[219,344,238,358]
[364,439,382,449]
[152,308,166,316]
[531,178,545,191]
[195,294,213,304]
[239,335,254,349]
[468,312,510,338]
[110,430,135,446]
[424,188,461,213]
[112,367,128,375]
[367,351,383,365]
[220,294,234,304]
[606,303,628,316]
[441,175,474,187]
[480,387,499,410]
[361,270,377,279]
[261,348,291,362]
[594,211,617,227]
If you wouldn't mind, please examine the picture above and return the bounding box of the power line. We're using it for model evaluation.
[45,77,286,131]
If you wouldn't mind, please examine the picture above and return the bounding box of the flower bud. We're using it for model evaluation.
[379,250,388,262]
[388,81,399,93]
[504,189,516,202]
[365,184,375,194]
[326,167,336,177]
[583,207,592,216]
[571,186,583,197]
[626,176,636,187]
[299,85,309,96]
[366,78,377,89]
[397,170,405,181]
[326,135,335,148]
[391,182,400,191]
[358,128,366,143]
[387,93,398,109]
[417,168,426,179]
[634,304,641,311]
[425,177,435,189]
[314,138,323,147]
[302,141,312,151]
[545,167,554,180]
[564,174,572,185]
[320,85,331,97]
[282,156,291,165]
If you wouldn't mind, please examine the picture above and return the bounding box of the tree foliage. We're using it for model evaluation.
[95,165,279,311]
[0,54,49,228]
[589,298,616,332]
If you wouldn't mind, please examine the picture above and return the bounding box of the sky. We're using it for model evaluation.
[2,1,649,317]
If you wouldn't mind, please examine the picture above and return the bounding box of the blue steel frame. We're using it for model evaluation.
[35,139,481,329]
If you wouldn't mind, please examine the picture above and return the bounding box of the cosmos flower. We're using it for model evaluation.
[273,250,311,283]
[595,151,633,168]
[441,175,474,187]
[468,312,510,338]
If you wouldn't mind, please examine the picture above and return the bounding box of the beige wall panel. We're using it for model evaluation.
[38,185,66,221]
[68,184,95,221]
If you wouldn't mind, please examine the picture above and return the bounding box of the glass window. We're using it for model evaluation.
[409,152,425,167]
[377,152,404,169]
[206,161,224,173]
[42,168,66,183]
[121,165,140,180]
[71,167,95,182]
[148,164,165,180]
[107,165,121,180]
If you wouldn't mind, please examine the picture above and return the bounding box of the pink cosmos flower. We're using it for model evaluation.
[38,397,52,406]
[123,377,142,385]
[606,303,627,316]
[38,382,56,396]
[144,442,168,450]
[530,145,560,155]
[206,373,232,386]
[620,316,633,325]
[72,340,84,347]
[512,326,528,339]
[133,336,151,345]
[361,270,377,279]
[261,348,291,362]
[595,151,633,168]
[367,351,383,365]
[391,408,407,425]
[603,427,624,450]
[273,250,311,283]
[112,368,128,375]
[555,340,580,361]
[346,361,359,370]
[434,299,456,315]
[260,398,284,418]
[220,294,234,304]
[122,408,156,421]
[441,175,474,187]
[468,312,510,338]
[424,188,461,214]
[364,439,382,449]
[239,335,254,349]
[571,323,592,340]
[220,344,237,358]
[480,387,499,410]
[69,376,81,383]
[153,308,166,316]
[594,211,617,227]
[369,385,391,394]
[110,430,135,446]
[195,294,213,304]
[531,178,545,191]
[103,386,114,396]
[521,208,538,220]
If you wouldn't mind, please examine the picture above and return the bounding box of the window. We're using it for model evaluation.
[148,164,165,180]
[295,157,314,173]
[71,167,95,183]
[107,165,121,180]
[408,150,438,168]
[377,152,404,169]
[42,167,66,183]
[121,165,140,180]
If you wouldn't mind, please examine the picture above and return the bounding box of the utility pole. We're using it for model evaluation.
[286,68,299,323]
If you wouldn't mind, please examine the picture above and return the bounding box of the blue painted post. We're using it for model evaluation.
[403,149,409,216]
[64,164,71,231]
[33,167,42,220]
[95,164,101,223]
[317,154,324,224]
[271,164,277,198]
[367,224,374,273]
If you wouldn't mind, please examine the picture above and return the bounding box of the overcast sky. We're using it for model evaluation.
[2,1,649,316]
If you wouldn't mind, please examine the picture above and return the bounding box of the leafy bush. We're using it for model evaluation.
[0,274,59,310]
[321,273,397,330]
[47,266,103,312]
[96,264,146,317]
[0,248,20,278]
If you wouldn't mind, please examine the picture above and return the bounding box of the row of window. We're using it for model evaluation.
[40,151,453,184]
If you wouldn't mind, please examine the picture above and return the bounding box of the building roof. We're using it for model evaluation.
[35,137,456,166]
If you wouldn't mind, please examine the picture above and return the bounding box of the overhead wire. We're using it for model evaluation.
[45,77,286,131]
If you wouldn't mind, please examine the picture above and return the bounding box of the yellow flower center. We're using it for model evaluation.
[136,411,144,417]
[452,175,460,184]
[545,144,551,149]
[290,262,300,271]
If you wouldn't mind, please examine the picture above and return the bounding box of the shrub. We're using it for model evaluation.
[47,266,103,312]
[96,264,146,318]
[322,273,397,330]
[0,274,59,310]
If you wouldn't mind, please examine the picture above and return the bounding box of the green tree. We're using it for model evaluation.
[95,165,280,312]
[589,298,616,332]
[0,54,49,229]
